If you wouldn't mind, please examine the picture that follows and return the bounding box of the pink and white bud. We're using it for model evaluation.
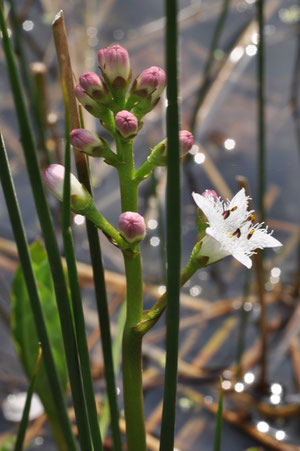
[132,66,166,99]
[201,190,218,202]
[118,211,146,244]
[70,129,106,157]
[79,72,110,102]
[98,45,130,88]
[44,164,90,211]
[179,130,194,156]
[74,84,104,117]
[115,110,138,139]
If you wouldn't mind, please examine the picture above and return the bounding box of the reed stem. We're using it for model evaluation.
[159,0,181,448]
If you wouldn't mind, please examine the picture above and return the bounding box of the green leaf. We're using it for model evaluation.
[11,240,68,446]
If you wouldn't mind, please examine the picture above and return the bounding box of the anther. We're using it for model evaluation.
[231,206,238,212]
[232,228,241,238]
[247,230,254,240]
[222,210,230,219]
[247,214,255,223]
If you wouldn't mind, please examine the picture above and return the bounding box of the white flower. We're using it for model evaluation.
[192,188,282,269]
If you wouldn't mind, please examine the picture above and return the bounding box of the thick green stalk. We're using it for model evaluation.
[116,137,146,450]
[116,137,138,212]
[159,0,181,448]
[0,7,93,449]
[122,254,146,451]
[62,101,103,451]
[0,133,77,451]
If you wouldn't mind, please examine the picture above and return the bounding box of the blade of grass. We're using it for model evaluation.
[257,0,265,223]
[213,379,223,451]
[0,132,77,451]
[159,0,181,448]
[0,6,93,449]
[52,12,122,449]
[7,0,49,165]
[62,85,103,451]
[14,344,43,451]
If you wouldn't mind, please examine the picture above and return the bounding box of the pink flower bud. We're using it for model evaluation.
[79,72,110,102]
[70,129,106,157]
[74,84,104,117]
[44,164,90,211]
[132,66,166,99]
[179,130,194,156]
[115,110,138,138]
[98,45,130,88]
[118,211,146,244]
[202,190,218,202]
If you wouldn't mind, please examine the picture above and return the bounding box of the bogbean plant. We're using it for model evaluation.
[44,45,282,449]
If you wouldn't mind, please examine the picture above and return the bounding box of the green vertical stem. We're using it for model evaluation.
[159,0,181,448]
[62,96,103,451]
[0,7,93,449]
[0,134,77,451]
[8,0,49,165]
[257,0,265,223]
[256,0,267,391]
[52,12,122,449]
[116,137,146,450]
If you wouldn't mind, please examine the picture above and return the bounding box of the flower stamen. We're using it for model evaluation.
[232,228,241,238]
[247,230,254,240]
[222,205,238,220]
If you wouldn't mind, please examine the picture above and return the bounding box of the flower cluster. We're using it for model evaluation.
[193,188,282,268]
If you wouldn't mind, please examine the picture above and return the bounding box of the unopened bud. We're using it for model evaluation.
[75,84,105,118]
[127,66,166,115]
[79,72,111,104]
[118,211,146,244]
[115,110,138,139]
[70,129,108,157]
[98,45,131,89]
[132,66,166,99]
[201,190,218,202]
[179,130,194,156]
[43,164,91,212]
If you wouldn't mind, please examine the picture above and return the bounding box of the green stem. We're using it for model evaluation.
[115,137,146,450]
[257,0,265,223]
[0,133,77,451]
[116,137,138,211]
[122,254,146,451]
[0,7,93,449]
[133,142,166,183]
[62,98,103,450]
[135,249,207,335]
[8,0,49,165]
[160,0,181,446]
